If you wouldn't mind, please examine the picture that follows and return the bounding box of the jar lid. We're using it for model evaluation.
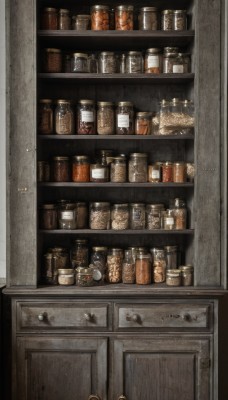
[59,9,70,14]
[160,99,170,106]
[57,99,71,104]
[109,248,123,254]
[130,153,148,158]
[165,53,178,58]
[79,99,95,105]
[116,5,134,11]
[136,112,152,118]
[166,269,181,276]
[173,162,185,165]
[99,51,115,56]
[178,53,191,57]
[174,9,187,13]
[48,247,67,253]
[39,99,52,104]
[163,161,173,166]
[74,239,88,244]
[90,163,105,168]
[53,156,69,161]
[44,7,57,12]
[136,253,151,260]
[112,203,129,208]
[97,101,114,106]
[45,48,61,53]
[180,265,194,272]
[40,204,56,209]
[75,202,87,207]
[146,204,164,210]
[112,156,126,162]
[117,101,133,107]
[162,10,174,14]
[73,52,88,58]
[130,203,145,207]
[73,14,90,20]
[140,7,158,12]
[92,246,108,252]
[172,98,181,104]
[164,47,179,53]
[90,202,110,207]
[91,5,110,11]
[127,51,142,56]
[73,155,90,161]
[76,267,93,274]
[164,245,178,251]
[146,48,161,54]
[58,268,74,274]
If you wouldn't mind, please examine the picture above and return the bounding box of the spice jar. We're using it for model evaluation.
[128,153,148,182]
[38,99,53,134]
[180,265,194,286]
[116,101,134,135]
[55,100,74,135]
[148,164,161,182]
[115,5,134,30]
[111,204,129,230]
[172,54,185,73]
[153,249,166,283]
[91,5,109,30]
[146,204,163,230]
[71,239,89,269]
[37,161,50,182]
[122,250,135,284]
[110,157,127,183]
[91,247,107,280]
[130,203,146,230]
[97,102,115,135]
[98,52,117,74]
[72,15,90,30]
[126,51,143,74]
[163,52,178,74]
[77,100,96,135]
[71,53,88,73]
[107,248,123,283]
[97,149,114,166]
[145,48,162,74]
[89,202,110,230]
[162,162,173,182]
[163,209,175,230]
[135,112,152,135]
[136,254,151,285]
[76,267,94,286]
[170,198,187,230]
[161,10,174,31]
[58,9,71,30]
[166,269,181,286]
[52,156,70,182]
[180,53,191,73]
[41,8,58,30]
[39,204,57,230]
[48,247,69,269]
[58,269,75,285]
[72,156,90,182]
[138,7,158,30]
[173,162,187,182]
[90,164,109,182]
[58,207,76,230]
[164,245,178,269]
[42,253,58,285]
[75,202,88,229]
[43,48,62,73]
[173,10,187,31]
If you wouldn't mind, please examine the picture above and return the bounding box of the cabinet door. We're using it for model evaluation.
[14,336,107,400]
[111,337,211,400]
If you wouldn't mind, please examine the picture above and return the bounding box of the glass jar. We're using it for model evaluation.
[115,5,134,30]
[91,247,108,280]
[116,101,134,135]
[179,53,191,73]
[136,254,151,285]
[162,162,173,182]
[161,10,174,31]
[91,5,109,30]
[146,204,162,230]
[164,245,178,269]
[90,163,109,182]
[52,156,70,182]
[72,156,90,182]
[89,202,110,230]
[110,157,127,182]
[106,248,123,283]
[38,99,53,135]
[55,100,74,135]
[98,52,117,74]
[37,161,50,182]
[71,239,89,269]
[88,54,98,73]
[77,100,96,135]
[173,54,185,73]
[145,48,162,74]
[97,149,114,166]
[64,54,72,73]
[72,15,90,30]
[187,163,195,182]
[58,208,76,230]
[126,51,143,74]
[76,267,94,286]
[170,198,187,230]
[163,209,175,230]
[58,269,75,285]
[128,153,148,182]
[173,162,187,182]
[153,249,166,283]
[138,7,158,30]
[75,202,88,229]
[48,247,69,269]
[39,204,57,230]
[42,253,58,285]
[148,164,161,182]
[173,10,187,31]
[120,54,126,73]
[181,100,195,134]
[163,52,178,74]
[97,102,115,135]
[41,8,58,30]
[122,250,135,284]
[158,99,173,135]
[71,53,88,73]
[130,203,146,230]
[151,113,160,135]
[43,48,62,73]
[58,9,71,30]
[135,112,152,135]
[166,269,181,286]
[111,203,129,230]
[180,265,194,286]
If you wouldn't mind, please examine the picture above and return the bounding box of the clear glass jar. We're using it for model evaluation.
[58,269,75,285]
[111,203,129,230]
[120,54,126,73]
[122,250,135,284]
[72,15,90,30]
[130,203,146,230]
[77,100,96,135]
[161,10,174,31]
[126,51,143,74]
[37,161,50,182]
[97,101,115,135]
[135,112,152,135]
[90,246,108,280]
[42,253,58,285]
[153,249,166,283]
[97,149,114,166]
[89,202,110,230]
[146,204,162,230]
[90,164,109,182]
[98,52,117,74]
[163,52,178,74]
[148,164,161,182]
[41,8,58,30]
[145,48,162,74]
[181,100,195,134]
[115,5,134,30]
[110,157,127,182]
[136,254,152,285]
[173,162,187,182]
[71,53,88,73]
[151,113,160,135]
[72,155,90,182]
[58,208,76,230]
[107,248,123,283]
[48,247,69,269]
[52,156,70,182]
[170,198,187,230]
[58,9,71,30]
[128,153,148,182]
[159,99,173,135]
[38,99,53,135]
[88,54,98,73]
[116,102,134,135]
[76,267,94,286]
[179,53,191,73]
[39,204,58,230]
[173,10,187,31]
[180,265,194,286]
[162,162,173,182]
[75,202,88,229]
[43,48,62,73]
[163,209,175,230]
[55,100,74,135]
[166,269,181,286]
[91,5,109,30]
[138,7,158,30]
[173,54,185,73]
[164,245,178,269]
[71,239,89,269]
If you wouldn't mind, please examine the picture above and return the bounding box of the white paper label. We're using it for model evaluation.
[147,55,159,68]
[81,111,94,122]
[152,170,160,179]
[92,168,105,179]
[166,217,174,225]
[60,211,74,220]
[117,114,129,128]
[173,65,184,73]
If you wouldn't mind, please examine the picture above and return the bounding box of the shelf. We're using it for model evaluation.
[39,229,194,235]
[38,182,194,188]
[38,134,194,140]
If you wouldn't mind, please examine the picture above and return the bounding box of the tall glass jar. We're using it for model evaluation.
[72,155,90,182]
[58,207,76,230]
[115,5,134,30]
[173,10,187,31]
[39,204,58,230]
[52,156,70,182]
[179,53,191,73]
[98,52,117,74]
[163,209,175,230]
[153,249,166,283]
[89,202,110,230]
[159,99,173,135]
[135,254,152,285]
[48,247,69,269]
[126,51,143,74]
[135,112,152,135]
[138,7,158,30]
[173,162,187,182]
[55,100,74,135]
[43,48,62,73]
[110,157,127,182]
[116,102,134,135]
[172,54,185,73]
[162,162,173,182]
[148,164,161,182]
[170,198,187,230]
[111,204,129,230]
[107,248,123,283]
[164,245,178,269]
[77,100,96,135]
[97,149,114,166]
[97,102,115,135]
[91,5,109,30]
[72,15,91,30]
[145,48,162,74]
[58,9,71,30]
[41,8,58,30]
[122,250,135,284]
[130,203,146,230]
[120,54,126,73]
[128,153,148,182]
[163,52,178,74]
[71,239,89,269]
[146,204,162,230]
[90,246,108,281]
[37,161,50,182]
[161,10,174,31]
[38,99,53,135]
[75,202,88,229]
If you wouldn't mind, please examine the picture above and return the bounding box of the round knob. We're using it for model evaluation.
[118,396,127,400]
[84,312,93,322]
[38,313,45,321]
[132,314,139,323]
[88,395,101,400]
[182,313,191,322]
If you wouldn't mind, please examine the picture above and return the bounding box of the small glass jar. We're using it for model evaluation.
[88,54,98,73]
[164,245,178,269]
[172,54,185,73]
[153,249,166,283]
[72,15,90,30]
[98,52,117,74]
[91,247,108,280]
[115,5,134,30]
[40,204,58,230]
[158,99,174,135]
[163,52,178,74]
[122,250,135,284]
[161,10,174,31]
[97,149,114,166]
[138,7,158,30]
[37,161,50,182]
[173,10,187,31]
[173,162,187,182]
[58,269,75,285]
[64,54,72,73]
[55,100,74,135]
[162,162,173,182]
[179,53,191,73]
[43,48,62,73]
[111,203,129,230]
[116,101,134,135]
[180,265,194,286]
[146,204,162,230]
[77,100,96,135]
[41,8,58,30]
[145,48,162,74]
[166,269,181,286]
[58,9,71,30]
[130,203,146,230]
[48,247,69,269]
[126,51,143,74]
[120,54,126,73]
[75,202,88,229]
[170,198,187,230]
[97,102,115,135]
[72,155,90,182]
[163,209,175,230]
[148,164,161,182]
[136,254,152,285]
[107,248,123,283]
[76,267,94,286]
[71,53,88,73]
[58,208,76,230]
[91,5,109,30]
[38,99,53,135]
[42,253,58,285]
[52,156,70,182]
[135,112,152,135]
[187,163,195,182]
[110,157,127,182]
[128,153,148,183]
[90,164,108,182]
[89,202,110,230]
[71,239,89,269]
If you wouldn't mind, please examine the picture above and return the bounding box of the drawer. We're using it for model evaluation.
[16,301,111,332]
[115,303,212,331]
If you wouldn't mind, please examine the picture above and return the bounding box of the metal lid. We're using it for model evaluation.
[166,269,181,276]
[163,161,173,165]
[164,53,178,58]
[140,7,158,12]
[59,9,70,14]
[39,99,52,104]
[164,47,179,53]
[73,155,89,161]
[117,101,133,107]
[90,202,110,207]
[116,5,134,11]
[91,5,110,11]
[73,52,88,58]
[136,253,151,260]
[164,245,178,251]
[160,99,170,106]
[48,247,67,253]
[180,265,194,272]
[112,156,126,162]
[172,98,181,103]
[97,101,114,106]
[40,204,56,209]
[136,112,152,118]
[130,152,148,158]
[57,99,71,104]
[174,9,187,13]
[53,156,69,161]
[112,203,129,208]
[92,246,108,252]
[58,268,74,274]
[44,8,57,12]
[173,162,186,166]
[178,53,191,57]
[90,163,105,168]
[73,14,90,20]
[45,48,61,53]
[100,51,115,56]
[146,48,161,54]
[74,239,88,244]
[75,202,87,207]
[162,9,174,14]
[130,203,145,207]
[150,247,163,253]
[146,203,164,209]
[79,99,95,105]
[127,51,142,56]
[76,267,93,274]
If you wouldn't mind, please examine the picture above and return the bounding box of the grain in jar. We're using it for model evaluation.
[41,8,58,30]
[162,162,173,182]
[148,164,161,182]
[122,250,135,284]
[145,48,162,74]
[71,239,89,269]
[77,100,96,135]
[161,10,174,31]
[163,209,175,230]
[72,15,90,30]
[39,204,57,230]
[110,157,127,183]
[91,5,109,30]
[128,153,148,182]
[37,161,50,182]
[146,204,162,230]
[58,269,75,285]
[153,249,166,283]
[158,99,174,135]
[58,207,77,230]
[90,164,109,182]
[166,269,181,286]
[138,7,158,31]
[173,162,187,182]
[89,202,110,230]
[72,156,90,182]
[115,5,134,30]
[75,202,88,229]
[173,10,187,31]
[43,48,62,73]
[52,156,70,182]
[126,51,143,74]
[38,99,53,134]
[97,102,115,135]
[130,203,146,230]
[163,52,178,74]
[107,248,123,283]
[76,267,94,286]
[135,112,152,135]
[170,198,187,230]
[98,52,117,74]
[71,53,88,73]
[116,101,134,135]
[111,204,129,230]
[136,254,151,285]
[180,265,194,286]
[58,9,71,30]
[55,100,74,135]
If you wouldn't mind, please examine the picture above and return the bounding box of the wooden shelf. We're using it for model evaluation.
[39,229,194,235]
[38,182,194,188]
[37,134,194,140]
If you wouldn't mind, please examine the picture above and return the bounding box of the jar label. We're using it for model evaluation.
[117,114,130,128]
[173,65,184,73]
[132,209,142,221]
[60,211,74,220]
[81,111,94,122]
[152,170,160,179]
[92,168,105,179]
[147,55,159,68]
[166,217,174,225]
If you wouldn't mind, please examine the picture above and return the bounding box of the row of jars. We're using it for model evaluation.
[41,7,188,31]
[38,155,194,184]
[39,198,188,231]
[43,47,191,74]
[42,242,193,287]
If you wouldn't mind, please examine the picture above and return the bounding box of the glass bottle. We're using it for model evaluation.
[58,9,71,30]
[170,198,187,230]
[71,53,88,73]
[164,245,178,269]
[90,247,108,280]
[58,207,76,230]
[89,202,110,230]
[110,157,127,183]
[126,51,143,74]
[173,162,187,182]
[163,209,175,230]
[91,5,110,30]
[163,52,178,74]
[148,164,161,182]
[43,48,62,73]
[173,10,187,31]
[135,112,152,135]
[75,202,88,229]
[98,52,117,74]
[122,250,135,284]
[72,155,90,182]
[135,254,152,284]
[39,204,57,230]
[55,100,74,135]
[90,163,109,182]
[72,15,90,30]
[41,8,58,30]
[145,48,162,74]
[172,54,185,73]
[52,156,70,182]
[161,10,174,31]
[146,204,162,230]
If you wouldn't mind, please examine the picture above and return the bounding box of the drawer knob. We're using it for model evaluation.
[84,312,93,322]
[126,314,140,323]
[38,313,46,321]
[182,313,191,322]
[118,396,127,400]
[88,395,101,400]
